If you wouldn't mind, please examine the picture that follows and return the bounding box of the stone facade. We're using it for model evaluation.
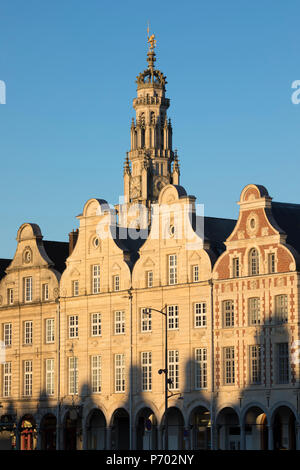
[0,38,299,451]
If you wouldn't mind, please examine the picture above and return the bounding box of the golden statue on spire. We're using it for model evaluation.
[147,23,156,52]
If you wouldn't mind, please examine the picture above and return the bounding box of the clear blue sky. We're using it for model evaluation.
[0,0,299,258]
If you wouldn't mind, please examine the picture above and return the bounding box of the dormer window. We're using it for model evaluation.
[232,258,240,278]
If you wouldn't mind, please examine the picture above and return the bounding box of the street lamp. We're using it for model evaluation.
[144,305,169,450]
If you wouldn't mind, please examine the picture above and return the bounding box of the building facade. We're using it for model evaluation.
[0,36,300,451]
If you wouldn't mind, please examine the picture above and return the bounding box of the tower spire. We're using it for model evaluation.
[122,32,180,213]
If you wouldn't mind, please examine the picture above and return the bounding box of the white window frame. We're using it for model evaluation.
[192,265,199,282]
[249,248,259,276]
[72,280,79,297]
[113,275,120,292]
[277,343,289,384]
[275,294,288,323]
[195,348,207,389]
[42,283,49,301]
[91,355,101,393]
[222,300,234,328]
[45,318,55,344]
[194,302,207,328]
[92,265,100,294]
[68,315,79,339]
[7,288,13,305]
[223,346,235,385]
[114,311,125,334]
[167,305,179,330]
[3,323,12,347]
[232,257,240,278]
[248,297,260,325]
[141,308,152,332]
[68,356,78,395]
[24,360,33,396]
[24,321,33,345]
[45,358,55,396]
[168,350,179,390]
[249,345,261,385]
[115,354,125,392]
[91,313,101,337]
[141,351,152,391]
[268,252,276,273]
[168,254,177,285]
[3,362,11,397]
[24,276,32,303]
[147,271,153,288]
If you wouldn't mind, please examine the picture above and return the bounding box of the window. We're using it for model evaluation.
[268,253,276,273]
[7,288,13,305]
[192,265,199,282]
[141,351,152,391]
[195,348,207,389]
[275,295,288,323]
[42,283,49,301]
[249,248,259,276]
[277,343,289,384]
[45,359,55,395]
[113,275,120,292]
[232,258,240,278]
[68,315,79,338]
[3,362,11,397]
[224,347,235,385]
[167,305,179,330]
[168,254,177,285]
[23,277,32,302]
[24,321,33,345]
[115,354,125,392]
[91,313,101,337]
[147,271,153,288]
[24,360,33,396]
[223,300,234,328]
[248,298,260,325]
[141,308,152,332]
[3,323,12,347]
[91,355,101,393]
[114,311,125,334]
[69,357,78,395]
[168,350,179,390]
[45,318,55,343]
[92,265,100,294]
[194,302,207,328]
[72,280,79,297]
[249,345,261,384]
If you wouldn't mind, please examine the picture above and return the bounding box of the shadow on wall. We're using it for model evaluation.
[213,318,298,451]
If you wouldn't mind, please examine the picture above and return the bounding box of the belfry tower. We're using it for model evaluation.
[123,32,180,211]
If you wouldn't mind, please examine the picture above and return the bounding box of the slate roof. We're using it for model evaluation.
[0,259,11,280]
[195,215,237,256]
[43,241,70,274]
[271,202,300,255]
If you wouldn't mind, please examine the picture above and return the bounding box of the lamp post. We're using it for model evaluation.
[144,305,169,450]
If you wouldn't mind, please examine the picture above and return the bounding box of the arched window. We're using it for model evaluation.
[249,248,259,276]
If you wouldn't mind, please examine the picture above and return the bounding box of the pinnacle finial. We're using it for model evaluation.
[147,23,156,53]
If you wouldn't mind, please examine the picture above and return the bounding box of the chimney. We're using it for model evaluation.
[69,229,79,256]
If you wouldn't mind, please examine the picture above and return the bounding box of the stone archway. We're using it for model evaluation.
[189,406,211,450]
[216,407,240,450]
[161,407,184,450]
[111,408,129,450]
[272,406,296,450]
[19,415,37,451]
[86,409,106,450]
[243,406,268,450]
[136,407,158,450]
[40,413,57,450]
[63,410,82,450]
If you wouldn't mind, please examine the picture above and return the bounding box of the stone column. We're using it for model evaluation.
[296,425,300,450]
[106,426,111,450]
[240,425,245,450]
[267,425,273,450]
